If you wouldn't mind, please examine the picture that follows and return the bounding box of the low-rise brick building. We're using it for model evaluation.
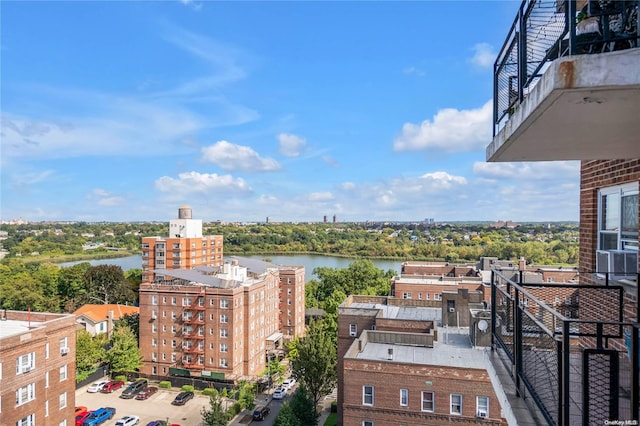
[0,310,77,426]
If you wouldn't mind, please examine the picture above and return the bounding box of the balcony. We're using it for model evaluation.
[487,0,640,162]
[489,269,639,425]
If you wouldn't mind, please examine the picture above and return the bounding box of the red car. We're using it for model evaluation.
[135,386,158,400]
[75,411,92,426]
[101,380,125,393]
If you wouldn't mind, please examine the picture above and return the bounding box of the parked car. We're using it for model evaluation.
[76,411,92,426]
[87,381,109,393]
[273,387,286,400]
[282,378,296,390]
[120,379,148,399]
[135,386,158,400]
[145,421,167,426]
[101,380,124,393]
[171,391,194,405]
[82,407,116,426]
[114,416,140,426]
[252,405,270,421]
[75,406,88,415]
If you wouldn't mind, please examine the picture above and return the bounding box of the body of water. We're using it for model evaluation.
[58,254,402,281]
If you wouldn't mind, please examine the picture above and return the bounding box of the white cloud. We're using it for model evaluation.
[469,43,496,69]
[340,182,356,190]
[90,188,126,207]
[421,171,468,187]
[201,141,281,172]
[403,66,426,77]
[155,171,251,193]
[278,133,307,157]
[473,161,580,180]
[308,192,334,202]
[393,100,492,153]
[322,155,339,168]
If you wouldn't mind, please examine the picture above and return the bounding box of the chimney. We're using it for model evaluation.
[107,310,114,338]
[518,257,526,271]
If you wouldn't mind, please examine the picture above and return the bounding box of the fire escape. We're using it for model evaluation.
[181,295,206,370]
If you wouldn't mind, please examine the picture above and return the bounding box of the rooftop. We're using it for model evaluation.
[73,304,139,323]
[348,327,487,369]
[347,301,441,322]
[0,319,42,339]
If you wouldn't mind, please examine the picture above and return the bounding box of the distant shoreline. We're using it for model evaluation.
[19,250,139,265]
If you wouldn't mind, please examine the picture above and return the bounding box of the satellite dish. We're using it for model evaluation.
[478,320,489,332]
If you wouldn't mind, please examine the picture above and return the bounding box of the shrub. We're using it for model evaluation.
[229,402,241,416]
[202,388,217,396]
[114,375,126,383]
[330,401,338,413]
[181,385,195,392]
[159,381,172,389]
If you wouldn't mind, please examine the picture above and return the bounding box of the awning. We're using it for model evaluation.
[266,332,283,342]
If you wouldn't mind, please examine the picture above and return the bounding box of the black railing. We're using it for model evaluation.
[490,270,639,425]
[493,0,639,136]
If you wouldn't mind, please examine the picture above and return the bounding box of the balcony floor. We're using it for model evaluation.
[488,48,640,162]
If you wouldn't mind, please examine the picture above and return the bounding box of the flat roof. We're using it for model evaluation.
[0,319,42,339]
[393,276,481,285]
[351,327,486,369]
[348,302,441,322]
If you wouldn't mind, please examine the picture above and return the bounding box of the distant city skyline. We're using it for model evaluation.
[1,1,580,223]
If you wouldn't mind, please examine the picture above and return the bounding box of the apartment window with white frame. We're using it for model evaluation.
[450,394,462,415]
[476,396,489,417]
[16,352,35,374]
[362,385,374,406]
[59,420,67,426]
[421,391,434,412]
[45,400,49,416]
[17,414,35,426]
[59,365,67,381]
[220,314,228,323]
[220,343,228,353]
[400,388,409,406]
[363,422,373,426]
[45,343,49,359]
[220,329,228,338]
[151,295,158,305]
[434,294,442,301]
[220,299,229,309]
[16,383,35,405]
[220,358,228,367]
[45,371,49,388]
[599,183,638,252]
[59,392,67,409]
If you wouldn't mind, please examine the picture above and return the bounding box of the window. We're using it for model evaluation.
[599,183,639,251]
[59,392,67,409]
[16,383,35,405]
[220,358,228,367]
[45,343,49,359]
[172,297,177,305]
[59,421,67,426]
[349,324,357,337]
[402,292,411,299]
[220,299,229,309]
[220,314,228,323]
[400,388,408,406]
[434,294,442,301]
[152,295,158,305]
[477,396,489,417]
[17,414,35,426]
[16,352,35,374]
[220,329,228,338]
[59,365,67,381]
[363,422,373,426]
[152,338,157,347]
[45,371,49,387]
[220,344,228,353]
[450,394,462,415]
[421,391,434,412]
[362,385,374,406]
[45,400,49,416]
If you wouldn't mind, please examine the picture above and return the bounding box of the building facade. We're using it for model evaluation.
[0,310,77,426]
[278,266,306,339]
[141,205,224,284]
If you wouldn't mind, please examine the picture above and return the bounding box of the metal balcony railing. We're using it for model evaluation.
[490,269,639,425]
[493,0,639,136]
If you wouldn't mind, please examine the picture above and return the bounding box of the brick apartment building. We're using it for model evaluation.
[141,205,224,283]
[0,310,77,426]
[138,207,305,380]
[337,294,502,425]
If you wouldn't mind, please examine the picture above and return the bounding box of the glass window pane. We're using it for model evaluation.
[602,193,620,231]
[600,233,618,250]
[621,194,638,235]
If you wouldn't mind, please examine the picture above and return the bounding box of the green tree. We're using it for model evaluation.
[76,330,105,381]
[236,380,257,410]
[290,319,337,423]
[106,325,142,374]
[288,386,317,426]
[116,313,140,341]
[200,391,230,426]
[273,403,299,426]
[84,265,135,305]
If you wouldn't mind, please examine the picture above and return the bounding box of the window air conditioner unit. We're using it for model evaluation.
[60,347,69,355]
[21,366,33,373]
[349,331,357,337]
[596,250,638,280]
[477,411,487,418]
[449,307,456,313]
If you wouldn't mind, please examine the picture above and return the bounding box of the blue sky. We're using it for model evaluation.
[1,1,579,223]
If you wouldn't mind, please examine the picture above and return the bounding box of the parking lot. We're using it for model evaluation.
[75,382,210,426]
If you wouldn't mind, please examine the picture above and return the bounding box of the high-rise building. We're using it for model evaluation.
[0,310,77,426]
[138,208,305,381]
[141,206,223,283]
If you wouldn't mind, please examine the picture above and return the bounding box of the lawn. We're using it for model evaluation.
[324,413,337,426]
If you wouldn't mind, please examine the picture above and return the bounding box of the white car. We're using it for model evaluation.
[282,378,296,390]
[273,387,286,400]
[115,415,140,426]
[86,380,109,393]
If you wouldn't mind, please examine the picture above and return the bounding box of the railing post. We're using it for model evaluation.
[568,0,577,55]
[518,2,528,102]
[561,320,571,426]
[632,325,639,421]
[491,270,496,348]
[514,287,522,396]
